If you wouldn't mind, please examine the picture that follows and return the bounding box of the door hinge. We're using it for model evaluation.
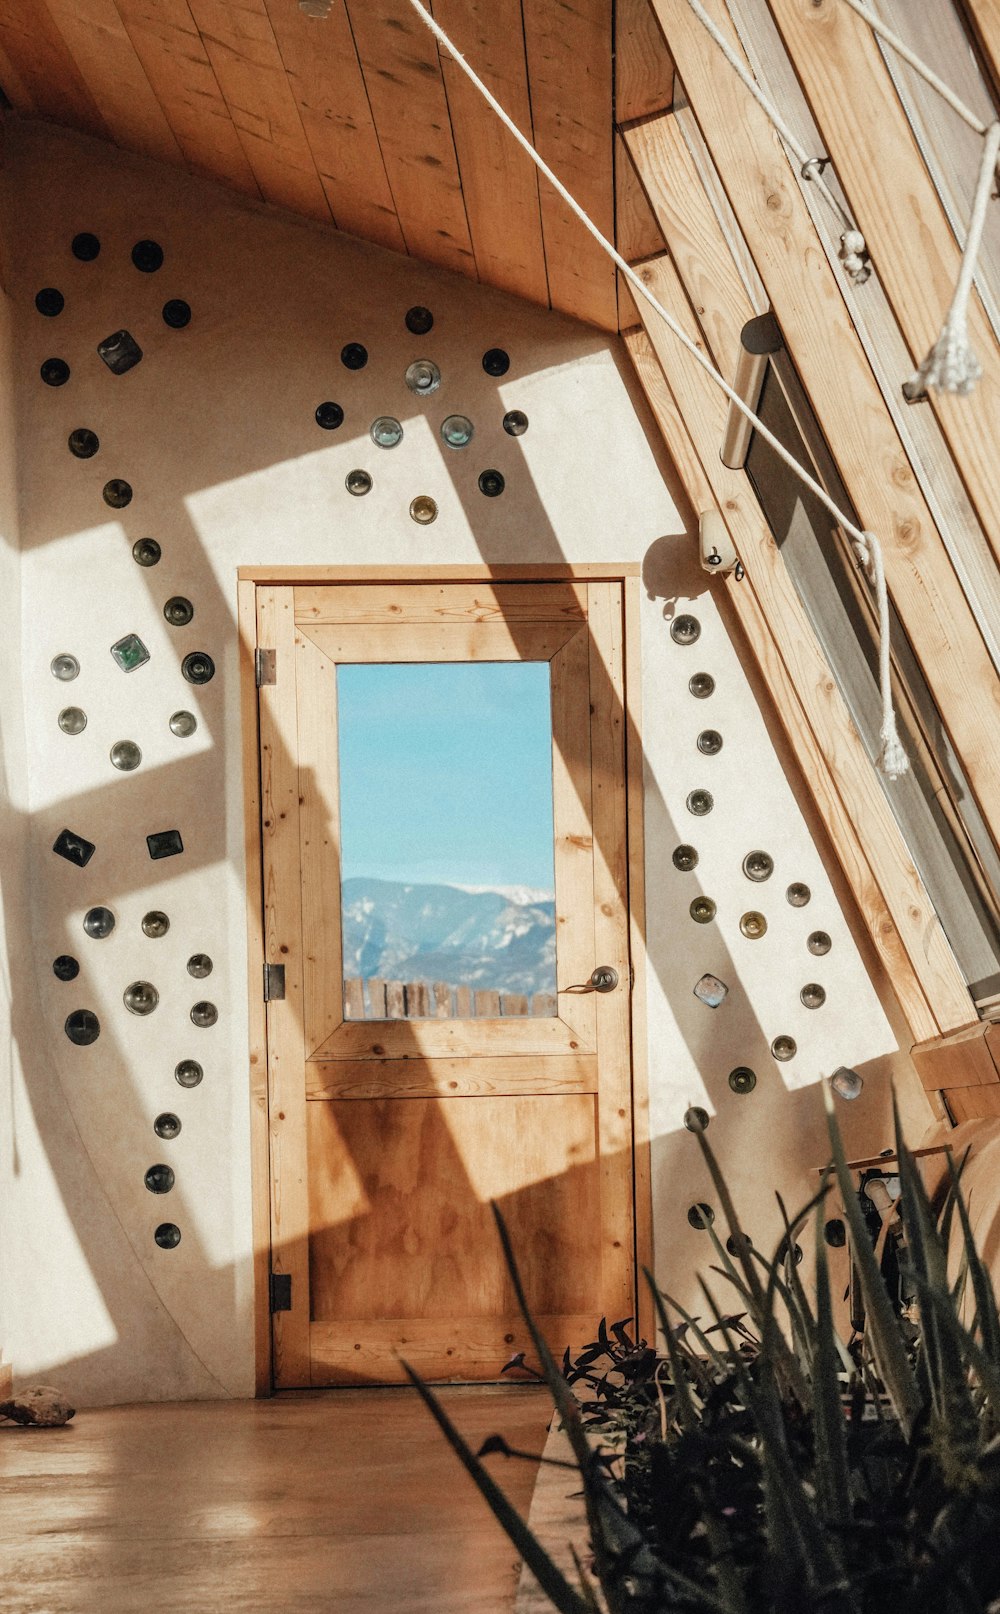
[263,962,285,1001]
[269,1272,292,1313]
[255,647,277,686]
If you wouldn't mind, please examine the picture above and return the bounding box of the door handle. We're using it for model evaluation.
[563,965,620,994]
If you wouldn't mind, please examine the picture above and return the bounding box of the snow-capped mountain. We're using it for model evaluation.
[341,877,556,996]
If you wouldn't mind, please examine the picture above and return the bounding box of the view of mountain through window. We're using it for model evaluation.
[337,661,557,1019]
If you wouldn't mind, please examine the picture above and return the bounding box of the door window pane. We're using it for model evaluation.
[337,662,557,1019]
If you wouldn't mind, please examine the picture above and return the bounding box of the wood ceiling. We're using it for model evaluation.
[0,0,673,332]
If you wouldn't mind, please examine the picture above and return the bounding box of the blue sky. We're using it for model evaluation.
[337,661,556,890]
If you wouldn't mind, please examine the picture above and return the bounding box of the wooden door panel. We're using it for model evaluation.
[258,578,637,1387]
[304,1053,598,1098]
[307,1096,602,1320]
[308,1314,596,1385]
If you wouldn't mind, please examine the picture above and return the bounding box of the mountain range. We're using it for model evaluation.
[341,877,556,997]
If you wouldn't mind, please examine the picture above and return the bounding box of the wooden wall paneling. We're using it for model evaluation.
[764,0,1000,568]
[521,0,617,329]
[41,0,183,164]
[587,582,637,1328]
[256,586,312,1386]
[614,134,665,263]
[615,0,674,122]
[184,0,331,220]
[431,0,549,306]
[624,303,963,1043]
[111,0,259,194]
[260,0,404,250]
[617,270,643,333]
[944,1083,1000,1123]
[623,116,749,379]
[910,1019,1000,1092]
[238,581,272,1395]
[958,0,1000,107]
[343,0,476,278]
[0,0,110,137]
[648,0,1000,848]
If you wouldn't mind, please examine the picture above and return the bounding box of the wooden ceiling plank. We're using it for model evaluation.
[0,37,38,112]
[0,0,111,138]
[431,0,549,307]
[185,0,332,221]
[650,0,1000,849]
[615,0,674,123]
[112,0,261,196]
[617,269,642,332]
[42,0,183,165]
[521,0,617,330]
[625,303,967,1039]
[615,133,664,264]
[764,0,1000,570]
[261,0,405,253]
[343,0,477,279]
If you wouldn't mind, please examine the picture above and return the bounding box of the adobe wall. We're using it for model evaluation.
[0,120,929,1403]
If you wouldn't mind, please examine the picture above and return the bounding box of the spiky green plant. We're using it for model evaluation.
[404,1091,1000,1613]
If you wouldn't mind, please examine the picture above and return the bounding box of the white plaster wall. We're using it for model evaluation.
[0,121,930,1403]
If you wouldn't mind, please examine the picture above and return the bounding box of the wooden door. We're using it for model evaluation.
[256,580,636,1386]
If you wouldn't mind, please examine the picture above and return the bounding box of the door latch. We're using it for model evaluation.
[589,965,619,993]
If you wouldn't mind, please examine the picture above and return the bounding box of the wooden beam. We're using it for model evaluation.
[625,262,968,1039]
[764,0,1000,569]
[521,0,617,329]
[344,0,476,279]
[615,0,674,122]
[261,0,405,251]
[185,0,331,221]
[911,1018,1000,1093]
[958,0,1000,107]
[110,0,259,195]
[648,0,1000,853]
[432,0,549,307]
[615,134,664,263]
[622,118,746,374]
[0,0,110,137]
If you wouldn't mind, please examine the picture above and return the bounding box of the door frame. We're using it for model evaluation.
[237,564,652,1395]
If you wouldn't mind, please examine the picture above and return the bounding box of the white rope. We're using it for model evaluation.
[907,120,1000,396]
[404,0,908,779]
[839,0,987,136]
[682,0,870,284]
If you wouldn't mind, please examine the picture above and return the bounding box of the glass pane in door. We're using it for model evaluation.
[337,662,557,1019]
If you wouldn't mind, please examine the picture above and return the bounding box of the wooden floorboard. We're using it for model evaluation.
[0,1386,549,1614]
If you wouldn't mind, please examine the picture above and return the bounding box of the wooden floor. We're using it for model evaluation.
[0,1386,550,1614]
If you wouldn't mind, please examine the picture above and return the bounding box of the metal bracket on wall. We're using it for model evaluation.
[255,647,277,686]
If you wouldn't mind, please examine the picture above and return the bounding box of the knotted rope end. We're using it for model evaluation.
[877,727,909,781]
[909,321,982,396]
[838,228,871,285]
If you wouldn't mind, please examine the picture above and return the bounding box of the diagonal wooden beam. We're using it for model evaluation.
[764,0,1000,568]
[647,0,1000,853]
[624,252,970,1039]
[957,0,1000,108]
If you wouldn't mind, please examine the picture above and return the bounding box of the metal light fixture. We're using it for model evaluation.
[720,312,783,470]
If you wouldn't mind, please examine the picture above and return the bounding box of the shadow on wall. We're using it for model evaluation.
[0,117,924,1403]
